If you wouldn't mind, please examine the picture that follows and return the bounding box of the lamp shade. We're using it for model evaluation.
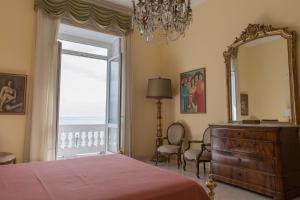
[146,78,172,99]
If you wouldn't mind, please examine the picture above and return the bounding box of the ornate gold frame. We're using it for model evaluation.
[224,24,299,124]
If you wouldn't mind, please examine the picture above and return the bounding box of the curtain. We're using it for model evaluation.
[120,35,133,156]
[24,10,60,161]
[34,0,132,34]
[25,1,133,160]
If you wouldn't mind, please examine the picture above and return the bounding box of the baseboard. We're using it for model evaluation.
[133,154,153,161]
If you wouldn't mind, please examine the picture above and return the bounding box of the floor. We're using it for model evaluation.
[143,159,300,200]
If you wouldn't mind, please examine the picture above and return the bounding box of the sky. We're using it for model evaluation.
[59,50,107,125]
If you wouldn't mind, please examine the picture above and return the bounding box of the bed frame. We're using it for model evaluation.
[119,151,217,200]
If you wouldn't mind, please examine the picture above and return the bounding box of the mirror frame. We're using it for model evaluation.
[224,24,299,124]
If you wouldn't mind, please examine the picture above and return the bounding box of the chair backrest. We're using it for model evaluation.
[203,127,211,144]
[203,127,211,150]
[167,122,185,145]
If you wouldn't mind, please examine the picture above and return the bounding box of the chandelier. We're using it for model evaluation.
[132,0,193,42]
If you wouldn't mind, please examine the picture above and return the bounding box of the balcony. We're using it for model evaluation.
[57,124,106,159]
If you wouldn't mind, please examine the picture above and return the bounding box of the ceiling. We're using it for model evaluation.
[95,0,206,11]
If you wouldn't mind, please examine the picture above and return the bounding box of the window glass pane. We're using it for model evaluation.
[61,40,108,56]
[59,54,107,125]
[108,59,120,124]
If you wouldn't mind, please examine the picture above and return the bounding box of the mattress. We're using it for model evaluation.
[0,154,209,200]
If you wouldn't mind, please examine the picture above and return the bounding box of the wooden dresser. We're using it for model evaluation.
[209,123,300,200]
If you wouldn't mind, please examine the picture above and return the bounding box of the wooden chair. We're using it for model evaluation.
[156,122,185,168]
[183,127,211,178]
[0,152,16,165]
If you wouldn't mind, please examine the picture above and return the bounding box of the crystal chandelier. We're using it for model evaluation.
[132,0,193,42]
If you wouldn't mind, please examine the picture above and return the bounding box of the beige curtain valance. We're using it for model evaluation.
[34,0,132,34]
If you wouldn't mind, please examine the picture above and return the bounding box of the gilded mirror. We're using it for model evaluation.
[224,24,299,124]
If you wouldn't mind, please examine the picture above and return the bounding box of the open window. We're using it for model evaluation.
[56,24,121,159]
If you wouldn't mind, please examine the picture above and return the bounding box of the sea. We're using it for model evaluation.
[59,116,105,125]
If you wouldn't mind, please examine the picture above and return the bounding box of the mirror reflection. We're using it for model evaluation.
[230,35,291,122]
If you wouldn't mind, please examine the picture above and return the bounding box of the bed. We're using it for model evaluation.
[0,154,210,200]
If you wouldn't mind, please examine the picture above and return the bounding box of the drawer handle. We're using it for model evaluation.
[237,158,242,163]
[237,132,241,136]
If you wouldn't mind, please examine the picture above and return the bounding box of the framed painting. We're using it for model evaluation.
[0,73,27,114]
[180,68,206,113]
[240,93,248,116]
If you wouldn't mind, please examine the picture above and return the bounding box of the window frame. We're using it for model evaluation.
[57,33,122,156]
[58,33,112,59]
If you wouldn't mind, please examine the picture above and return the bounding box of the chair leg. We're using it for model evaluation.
[183,157,187,171]
[155,151,159,166]
[196,161,200,178]
[203,162,206,172]
[177,153,181,169]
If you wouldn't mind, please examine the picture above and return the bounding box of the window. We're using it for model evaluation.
[61,40,108,57]
[56,24,121,159]
[59,42,108,125]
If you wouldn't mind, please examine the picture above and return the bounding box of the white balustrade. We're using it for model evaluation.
[57,124,106,159]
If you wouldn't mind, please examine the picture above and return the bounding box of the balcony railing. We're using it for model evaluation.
[57,124,106,159]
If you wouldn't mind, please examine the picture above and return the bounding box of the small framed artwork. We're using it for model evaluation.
[0,73,27,114]
[240,93,248,116]
[180,68,206,113]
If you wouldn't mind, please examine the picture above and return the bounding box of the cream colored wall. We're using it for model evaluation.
[236,47,250,104]
[237,39,290,121]
[161,0,300,142]
[0,0,163,161]
[2,0,300,160]
[0,0,35,162]
[130,33,163,158]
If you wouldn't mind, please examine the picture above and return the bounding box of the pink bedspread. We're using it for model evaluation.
[0,154,209,200]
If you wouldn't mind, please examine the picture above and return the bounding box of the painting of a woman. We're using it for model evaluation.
[180,68,206,113]
[181,77,189,112]
[0,80,17,111]
[193,72,205,112]
[0,73,27,114]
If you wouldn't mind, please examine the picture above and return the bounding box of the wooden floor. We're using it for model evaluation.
[143,159,300,200]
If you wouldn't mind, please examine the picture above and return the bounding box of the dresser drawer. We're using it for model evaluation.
[212,150,275,173]
[212,162,275,190]
[212,128,276,141]
[212,137,274,157]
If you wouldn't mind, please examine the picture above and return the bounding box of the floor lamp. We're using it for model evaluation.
[146,77,172,162]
